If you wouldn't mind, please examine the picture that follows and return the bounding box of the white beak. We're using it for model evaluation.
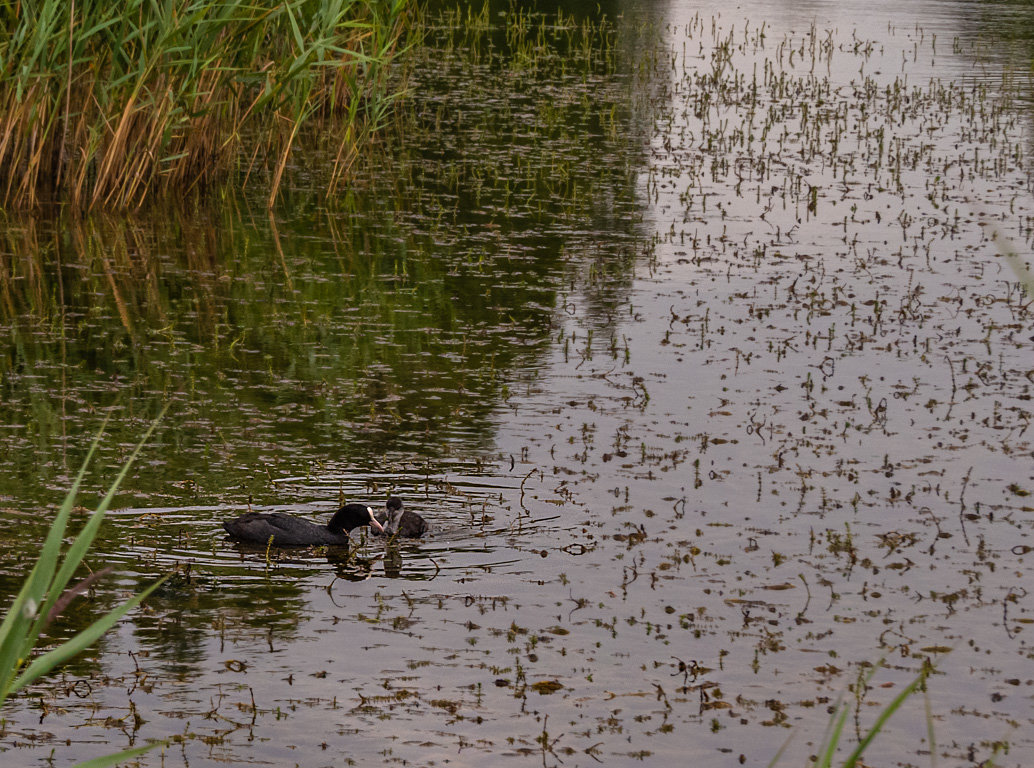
[367,507,384,533]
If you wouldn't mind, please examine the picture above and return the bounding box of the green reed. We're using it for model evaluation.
[767,660,931,768]
[0,0,409,210]
[0,411,167,765]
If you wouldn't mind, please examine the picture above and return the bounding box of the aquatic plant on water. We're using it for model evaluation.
[0,417,166,766]
[0,0,409,210]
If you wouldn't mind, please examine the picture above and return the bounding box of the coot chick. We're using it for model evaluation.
[223,503,383,546]
[375,496,428,538]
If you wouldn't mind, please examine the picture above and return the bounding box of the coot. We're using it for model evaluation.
[375,496,429,538]
[223,503,383,546]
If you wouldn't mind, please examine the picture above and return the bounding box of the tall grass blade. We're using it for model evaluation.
[11,575,167,692]
[765,730,796,768]
[0,411,110,701]
[0,406,165,712]
[0,410,170,760]
[923,685,936,768]
[71,741,165,768]
[841,667,928,767]
[26,407,167,649]
[816,694,852,768]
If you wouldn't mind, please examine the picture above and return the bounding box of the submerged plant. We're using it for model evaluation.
[0,415,167,766]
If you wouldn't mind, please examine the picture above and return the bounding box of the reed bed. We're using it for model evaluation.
[0,0,408,210]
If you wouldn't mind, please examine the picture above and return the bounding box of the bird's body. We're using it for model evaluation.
[223,503,382,546]
[375,496,429,538]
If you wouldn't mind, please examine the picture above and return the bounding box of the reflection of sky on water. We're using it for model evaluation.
[647,0,1034,89]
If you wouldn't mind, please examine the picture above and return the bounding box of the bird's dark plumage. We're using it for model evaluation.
[374,496,428,538]
[223,503,383,546]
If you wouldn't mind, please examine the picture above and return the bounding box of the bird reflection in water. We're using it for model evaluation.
[383,544,404,578]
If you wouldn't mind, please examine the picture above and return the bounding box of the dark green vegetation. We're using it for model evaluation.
[0,1,1033,766]
[0,0,407,209]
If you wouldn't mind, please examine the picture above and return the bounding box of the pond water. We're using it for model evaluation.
[0,1,1033,766]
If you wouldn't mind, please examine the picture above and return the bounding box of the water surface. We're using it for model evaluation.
[0,1,1033,766]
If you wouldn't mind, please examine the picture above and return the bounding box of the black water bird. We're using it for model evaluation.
[375,496,429,538]
[223,503,383,546]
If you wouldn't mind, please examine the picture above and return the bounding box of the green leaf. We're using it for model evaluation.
[72,740,166,768]
[0,417,108,703]
[26,407,167,665]
[11,575,168,693]
[842,667,928,767]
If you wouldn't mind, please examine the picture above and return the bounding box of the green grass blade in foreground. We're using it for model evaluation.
[781,659,935,768]
[0,406,165,710]
[28,409,167,647]
[813,665,875,768]
[764,730,796,768]
[71,741,165,768]
[11,574,168,692]
[816,694,852,768]
[0,414,110,703]
[923,685,936,768]
[799,660,872,767]
[840,666,929,768]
